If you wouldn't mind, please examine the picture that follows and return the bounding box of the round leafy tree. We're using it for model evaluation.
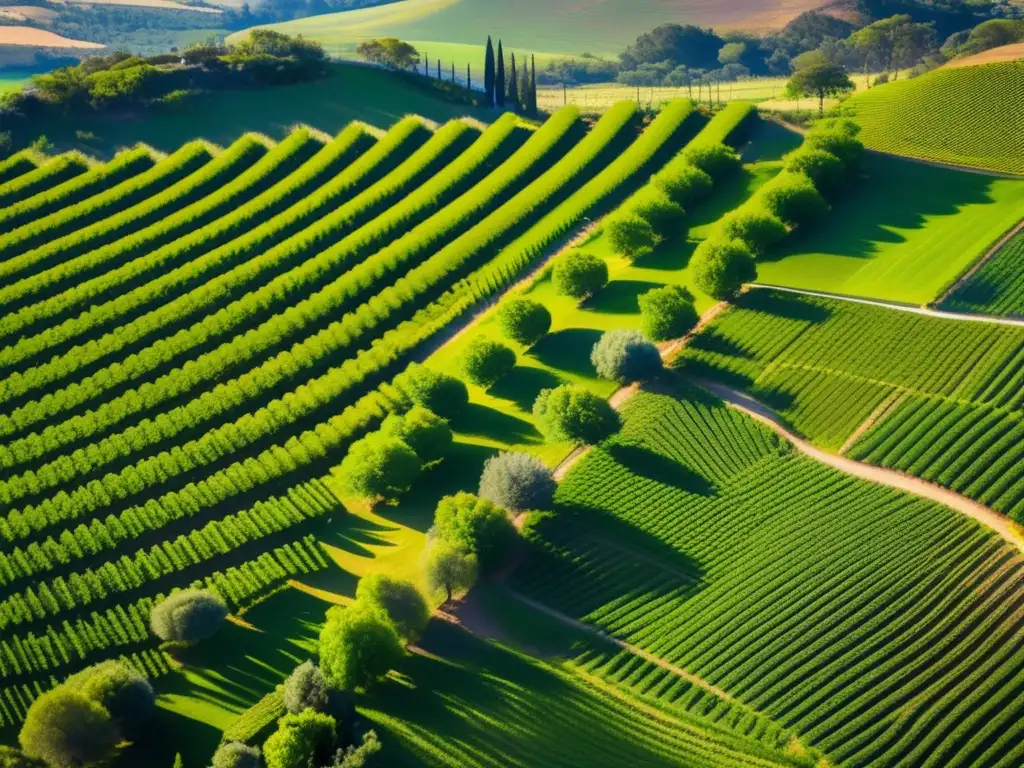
[397,362,469,419]
[19,689,119,768]
[804,128,863,168]
[283,661,330,715]
[263,709,336,768]
[432,492,517,572]
[380,406,452,465]
[354,573,430,644]
[319,602,403,692]
[497,298,551,347]
[533,385,621,445]
[653,162,713,207]
[150,588,228,645]
[478,451,556,512]
[783,147,845,195]
[552,251,608,300]
[631,191,685,238]
[63,660,155,738]
[682,142,741,179]
[638,284,698,342]
[690,237,756,300]
[607,214,659,260]
[761,172,828,227]
[337,434,421,503]
[212,742,262,768]
[462,337,516,388]
[424,540,478,602]
[719,207,788,257]
[591,329,663,383]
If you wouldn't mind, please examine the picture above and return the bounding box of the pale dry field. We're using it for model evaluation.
[68,0,223,12]
[0,25,103,47]
[943,42,1024,69]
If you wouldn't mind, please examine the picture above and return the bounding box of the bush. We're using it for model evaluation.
[462,337,516,388]
[631,190,686,238]
[263,709,336,768]
[607,214,659,260]
[380,406,452,464]
[591,329,663,383]
[432,492,517,571]
[283,661,330,715]
[760,172,828,227]
[329,730,381,768]
[497,298,551,346]
[682,143,741,179]
[424,540,478,602]
[719,207,788,257]
[63,660,155,737]
[0,746,43,768]
[690,238,756,300]
[552,251,608,300]
[783,148,846,195]
[478,452,556,512]
[804,129,863,168]
[150,589,228,645]
[337,434,421,502]
[319,602,403,691]
[533,385,621,445]
[212,742,262,768]
[653,162,713,207]
[638,284,698,342]
[19,689,119,768]
[354,574,430,643]
[398,363,469,419]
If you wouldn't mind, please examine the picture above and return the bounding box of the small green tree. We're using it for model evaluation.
[533,385,621,445]
[497,298,551,347]
[380,406,452,465]
[803,129,863,168]
[783,148,846,195]
[719,208,788,257]
[681,143,741,179]
[760,172,828,227]
[355,38,419,69]
[63,660,155,738]
[478,451,555,512]
[785,62,854,116]
[432,492,517,571]
[150,589,228,645]
[631,191,686,239]
[354,574,430,644]
[591,329,663,383]
[172,753,184,768]
[283,661,330,715]
[552,251,608,300]
[19,689,119,768]
[212,742,262,768]
[462,337,516,388]
[263,710,336,768]
[329,730,381,768]
[319,603,403,691]
[424,540,478,602]
[398,363,468,419]
[638,284,698,342]
[690,238,756,300]
[607,215,659,260]
[653,163,712,207]
[337,435,421,503]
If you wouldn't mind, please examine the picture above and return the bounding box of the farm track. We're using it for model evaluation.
[689,376,1024,553]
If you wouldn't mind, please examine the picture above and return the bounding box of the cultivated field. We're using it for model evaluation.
[942,229,1024,317]
[0,25,104,48]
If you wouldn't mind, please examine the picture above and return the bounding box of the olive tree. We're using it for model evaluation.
[150,589,228,645]
[497,298,551,347]
[719,207,788,257]
[591,329,662,383]
[337,434,421,503]
[478,451,556,512]
[398,363,468,419]
[19,689,119,768]
[638,284,698,342]
[354,574,430,644]
[631,190,685,238]
[607,214,659,260]
[690,237,756,300]
[319,603,403,692]
[283,661,330,715]
[462,337,516,388]
[432,492,517,572]
[63,660,155,738]
[552,251,608,300]
[533,385,621,445]
[380,406,452,465]
[424,540,478,602]
[760,172,828,227]
[212,742,262,768]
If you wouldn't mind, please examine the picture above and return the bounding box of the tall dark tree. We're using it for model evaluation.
[529,54,538,115]
[496,40,506,107]
[507,52,519,108]
[517,55,529,112]
[467,62,471,90]
[484,36,495,106]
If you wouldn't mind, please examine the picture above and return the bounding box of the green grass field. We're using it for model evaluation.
[840,60,1024,175]
[0,71,32,94]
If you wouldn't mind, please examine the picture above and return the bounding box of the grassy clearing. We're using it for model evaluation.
[0,70,31,94]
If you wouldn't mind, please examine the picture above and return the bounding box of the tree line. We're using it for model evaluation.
[482,36,539,115]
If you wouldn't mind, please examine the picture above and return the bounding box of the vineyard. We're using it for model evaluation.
[677,288,1024,518]
[842,60,1024,174]
[513,388,1024,768]
[941,229,1024,317]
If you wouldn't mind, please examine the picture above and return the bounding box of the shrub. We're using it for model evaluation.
[380,406,452,464]
[329,730,381,768]
[682,142,741,179]
[533,385,621,445]
[815,117,861,137]
[0,746,43,768]
[653,162,713,207]
[760,172,828,227]
[462,337,516,388]
[631,191,686,238]
[150,589,228,645]
[63,660,155,737]
[19,689,119,768]
[638,284,698,342]
[424,540,478,602]
[719,207,788,257]
[478,452,556,512]
[804,129,863,168]
[552,251,608,300]
[337,434,421,502]
[354,574,430,643]
[497,298,551,346]
[319,602,403,692]
[398,363,469,419]
[690,238,756,300]
[432,492,517,571]
[283,661,330,715]
[212,742,262,768]
[263,709,336,768]
[591,329,663,383]
[607,214,659,260]
[783,148,846,195]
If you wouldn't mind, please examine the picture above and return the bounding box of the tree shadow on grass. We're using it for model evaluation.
[586,279,662,314]
[738,289,833,323]
[530,328,603,378]
[450,402,541,446]
[605,442,716,496]
[489,365,564,411]
[632,238,697,271]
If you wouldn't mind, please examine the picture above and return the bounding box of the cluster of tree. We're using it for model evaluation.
[223,0,395,30]
[355,38,420,70]
[13,659,155,768]
[483,36,538,115]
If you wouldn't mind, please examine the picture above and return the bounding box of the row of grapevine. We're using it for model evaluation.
[0,152,90,208]
[941,229,1024,318]
[0,151,39,186]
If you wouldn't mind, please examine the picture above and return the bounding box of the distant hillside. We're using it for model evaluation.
[943,41,1024,68]
[841,61,1024,174]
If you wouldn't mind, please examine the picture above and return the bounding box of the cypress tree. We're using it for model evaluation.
[437,58,441,79]
[530,54,538,116]
[484,36,495,107]
[507,52,519,108]
[467,62,471,90]
[518,55,529,112]
[451,61,455,82]
[496,40,505,107]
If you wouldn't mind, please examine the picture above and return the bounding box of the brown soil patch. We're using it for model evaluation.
[69,0,222,11]
[943,43,1024,69]
[0,26,104,47]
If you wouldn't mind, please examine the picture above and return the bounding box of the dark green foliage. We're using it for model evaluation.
[380,406,452,464]
[803,129,863,169]
[484,37,495,107]
[591,329,663,383]
[355,39,419,70]
[496,40,506,107]
[63,660,155,737]
[681,143,741,180]
[319,602,403,691]
[507,53,519,107]
[552,251,609,300]
[690,238,756,300]
[337,435,421,502]
[760,172,828,227]
[719,208,789,257]
[631,190,686,238]
[283,661,330,715]
[212,742,262,768]
[462,337,517,388]
[399,363,469,419]
[479,451,556,512]
[783,148,846,195]
[424,541,478,602]
[432,492,518,572]
[638,284,698,342]
[652,162,713,208]
[149,588,228,645]
[355,574,430,643]
[263,709,336,768]
[533,384,621,445]
[329,730,381,768]
[19,689,119,768]
[0,746,43,768]
[607,214,659,260]
[497,298,552,346]
[786,61,854,116]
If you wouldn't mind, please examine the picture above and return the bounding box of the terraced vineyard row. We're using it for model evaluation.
[677,288,1024,516]
[941,229,1024,317]
[513,389,1024,767]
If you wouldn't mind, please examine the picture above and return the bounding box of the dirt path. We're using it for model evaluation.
[691,376,1024,552]
[837,392,904,456]
[749,283,1024,328]
[933,218,1024,307]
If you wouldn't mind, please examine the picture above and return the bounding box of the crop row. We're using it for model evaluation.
[941,229,1024,318]
[0,151,38,185]
[0,152,90,209]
